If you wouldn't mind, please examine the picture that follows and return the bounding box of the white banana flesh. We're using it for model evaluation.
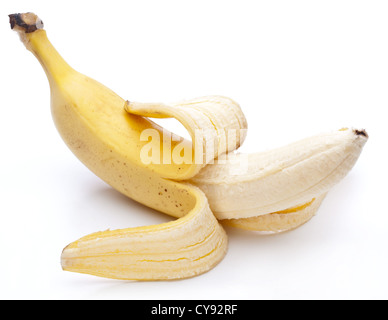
[10,12,368,281]
[190,128,368,220]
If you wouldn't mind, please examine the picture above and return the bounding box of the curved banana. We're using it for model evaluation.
[10,13,368,281]
[9,13,228,280]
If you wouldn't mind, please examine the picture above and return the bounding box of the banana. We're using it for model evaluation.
[9,13,229,280]
[10,13,368,281]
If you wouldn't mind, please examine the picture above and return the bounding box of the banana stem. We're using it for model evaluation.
[9,13,44,33]
[9,13,74,85]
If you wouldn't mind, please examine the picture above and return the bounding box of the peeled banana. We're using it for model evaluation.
[10,13,368,281]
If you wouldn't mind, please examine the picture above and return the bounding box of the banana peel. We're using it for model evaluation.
[9,13,368,281]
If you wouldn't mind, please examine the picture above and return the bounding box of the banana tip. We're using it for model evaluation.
[354,129,368,139]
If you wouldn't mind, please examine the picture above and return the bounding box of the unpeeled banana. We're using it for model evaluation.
[10,13,368,281]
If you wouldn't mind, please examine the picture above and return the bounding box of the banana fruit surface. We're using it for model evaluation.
[10,13,368,281]
[190,128,367,220]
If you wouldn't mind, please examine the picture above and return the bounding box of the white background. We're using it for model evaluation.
[1,0,387,300]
